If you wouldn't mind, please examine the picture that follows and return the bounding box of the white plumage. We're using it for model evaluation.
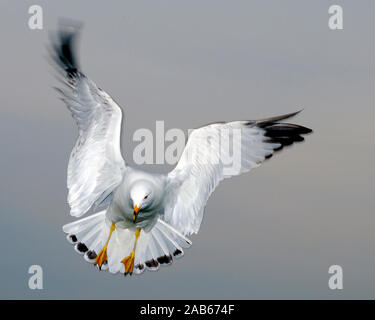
[52,23,312,276]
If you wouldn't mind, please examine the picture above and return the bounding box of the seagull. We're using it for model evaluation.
[51,23,312,276]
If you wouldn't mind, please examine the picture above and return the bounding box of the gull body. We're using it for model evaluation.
[53,23,313,276]
[108,168,168,232]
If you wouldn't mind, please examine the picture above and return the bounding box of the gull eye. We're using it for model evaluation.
[144,195,148,200]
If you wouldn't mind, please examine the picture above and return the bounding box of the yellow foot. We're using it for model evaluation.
[121,251,135,276]
[121,228,141,276]
[94,222,116,270]
[94,245,108,270]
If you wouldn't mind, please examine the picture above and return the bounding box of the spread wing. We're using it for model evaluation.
[164,111,312,236]
[51,24,126,217]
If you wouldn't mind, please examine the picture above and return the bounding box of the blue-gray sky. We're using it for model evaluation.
[1,0,374,299]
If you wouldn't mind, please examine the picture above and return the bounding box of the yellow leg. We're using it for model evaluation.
[94,222,115,270]
[121,228,141,275]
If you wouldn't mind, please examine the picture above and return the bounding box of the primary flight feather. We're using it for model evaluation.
[51,23,312,275]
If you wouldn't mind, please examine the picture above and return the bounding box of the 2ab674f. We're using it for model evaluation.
[184,304,235,315]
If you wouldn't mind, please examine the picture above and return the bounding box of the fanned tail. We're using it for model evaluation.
[134,219,192,274]
[63,215,192,275]
[107,219,192,275]
[62,210,111,269]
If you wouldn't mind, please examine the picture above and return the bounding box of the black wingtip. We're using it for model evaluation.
[50,19,83,77]
[254,110,313,156]
[256,110,302,126]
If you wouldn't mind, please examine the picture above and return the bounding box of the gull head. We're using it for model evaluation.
[130,180,153,223]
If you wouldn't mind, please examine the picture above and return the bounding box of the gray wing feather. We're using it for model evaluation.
[51,23,126,217]
[164,111,312,235]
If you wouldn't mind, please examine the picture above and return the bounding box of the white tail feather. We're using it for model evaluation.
[63,214,192,275]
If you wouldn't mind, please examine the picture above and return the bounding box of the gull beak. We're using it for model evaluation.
[133,205,140,223]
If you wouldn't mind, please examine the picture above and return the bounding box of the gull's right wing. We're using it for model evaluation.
[164,111,312,236]
[51,23,126,217]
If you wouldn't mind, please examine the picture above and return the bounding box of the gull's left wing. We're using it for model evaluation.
[164,111,312,236]
[51,24,126,217]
